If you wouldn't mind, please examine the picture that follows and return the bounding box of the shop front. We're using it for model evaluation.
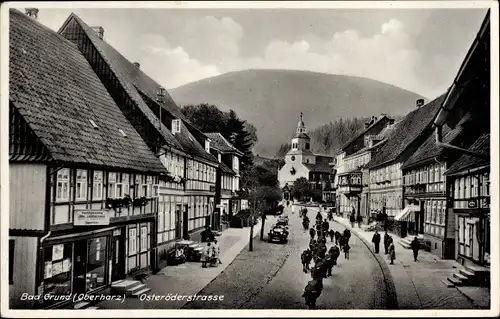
[455,208,490,266]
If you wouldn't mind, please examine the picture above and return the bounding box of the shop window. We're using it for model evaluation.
[43,243,73,305]
[9,240,14,285]
[75,170,88,201]
[56,168,70,202]
[93,171,103,200]
[108,172,117,198]
[140,227,148,252]
[129,228,137,255]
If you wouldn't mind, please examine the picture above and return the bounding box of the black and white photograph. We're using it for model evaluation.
[0,1,498,317]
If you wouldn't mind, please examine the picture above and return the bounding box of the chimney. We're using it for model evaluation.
[416,99,425,108]
[133,62,140,69]
[91,26,104,40]
[25,8,39,19]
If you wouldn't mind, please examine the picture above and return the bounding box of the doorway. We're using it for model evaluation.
[419,201,425,234]
[175,206,183,239]
[111,231,125,282]
[182,204,188,239]
[73,240,87,294]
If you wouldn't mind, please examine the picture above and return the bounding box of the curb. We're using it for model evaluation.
[333,219,399,309]
[454,287,487,310]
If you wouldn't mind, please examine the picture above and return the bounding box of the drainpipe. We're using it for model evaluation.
[435,126,488,159]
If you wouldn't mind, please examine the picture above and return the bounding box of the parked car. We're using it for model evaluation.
[277,216,289,226]
[268,224,289,243]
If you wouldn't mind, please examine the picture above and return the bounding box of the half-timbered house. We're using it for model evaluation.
[205,133,245,229]
[57,13,220,268]
[9,9,165,309]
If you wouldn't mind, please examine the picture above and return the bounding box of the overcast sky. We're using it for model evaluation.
[24,5,488,99]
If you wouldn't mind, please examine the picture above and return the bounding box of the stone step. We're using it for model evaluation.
[447,276,463,286]
[398,241,412,249]
[131,287,151,297]
[459,269,475,277]
[111,279,143,294]
[74,301,90,309]
[465,265,490,275]
[126,283,146,295]
[442,279,455,288]
[453,273,468,281]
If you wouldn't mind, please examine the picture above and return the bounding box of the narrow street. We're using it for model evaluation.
[184,204,392,309]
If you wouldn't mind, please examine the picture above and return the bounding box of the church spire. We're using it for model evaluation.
[297,112,306,134]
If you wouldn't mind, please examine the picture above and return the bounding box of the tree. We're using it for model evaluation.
[290,177,313,202]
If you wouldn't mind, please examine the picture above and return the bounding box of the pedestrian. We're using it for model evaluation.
[328,229,335,242]
[303,277,323,309]
[202,242,212,268]
[388,237,396,264]
[301,248,313,273]
[343,228,351,245]
[383,231,390,254]
[343,242,351,260]
[316,211,323,223]
[410,236,420,262]
[350,207,356,228]
[309,227,316,239]
[322,220,329,232]
[357,214,363,228]
[330,244,340,267]
[371,230,381,254]
[213,239,222,264]
[334,231,341,245]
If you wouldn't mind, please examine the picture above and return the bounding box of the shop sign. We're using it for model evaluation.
[74,209,110,226]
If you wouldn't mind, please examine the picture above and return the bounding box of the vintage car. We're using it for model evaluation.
[268,224,289,243]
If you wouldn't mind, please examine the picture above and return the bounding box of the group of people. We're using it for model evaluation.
[202,238,222,268]
[301,211,352,309]
[349,209,363,228]
[371,230,396,264]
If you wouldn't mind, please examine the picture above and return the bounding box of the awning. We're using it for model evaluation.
[395,205,418,222]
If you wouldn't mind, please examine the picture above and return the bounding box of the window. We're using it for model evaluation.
[76,170,88,201]
[86,237,107,291]
[432,200,438,224]
[483,172,490,196]
[116,173,130,198]
[129,228,137,255]
[205,140,210,152]
[93,171,103,200]
[140,227,148,252]
[108,172,116,198]
[56,168,70,202]
[172,119,181,134]
[305,142,310,150]
[43,243,73,305]
[9,240,14,285]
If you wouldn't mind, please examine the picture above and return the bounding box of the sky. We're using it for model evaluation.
[20,5,488,99]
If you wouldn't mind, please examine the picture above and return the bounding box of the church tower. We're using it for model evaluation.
[286,113,315,164]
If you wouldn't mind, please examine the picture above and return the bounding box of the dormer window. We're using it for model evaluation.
[172,119,181,134]
[205,140,210,153]
[88,119,98,129]
[118,129,128,138]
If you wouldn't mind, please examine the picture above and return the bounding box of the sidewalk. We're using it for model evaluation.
[332,214,490,309]
[97,219,263,309]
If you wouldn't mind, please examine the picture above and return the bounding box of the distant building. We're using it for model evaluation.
[278,113,333,201]
[334,116,396,220]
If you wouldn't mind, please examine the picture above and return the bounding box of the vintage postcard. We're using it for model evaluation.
[0,1,498,318]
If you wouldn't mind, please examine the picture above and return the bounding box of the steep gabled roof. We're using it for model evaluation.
[9,9,164,173]
[205,133,243,156]
[336,115,391,155]
[305,155,333,173]
[445,133,490,176]
[219,161,236,175]
[60,13,217,165]
[366,94,446,170]
[402,114,470,169]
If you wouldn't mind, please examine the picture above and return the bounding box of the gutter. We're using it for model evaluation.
[435,126,488,159]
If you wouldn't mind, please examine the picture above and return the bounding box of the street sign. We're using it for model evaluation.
[74,209,110,226]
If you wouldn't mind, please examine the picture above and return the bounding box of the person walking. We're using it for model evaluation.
[309,227,316,239]
[357,214,363,228]
[410,236,420,262]
[334,231,341,245]
[350,207,356,228]
[301,248,313,273]
[388,237,396,265]
[371,230,381,254]
[343,242,351,260]
[383,231,390,254]
[328,229,335,243]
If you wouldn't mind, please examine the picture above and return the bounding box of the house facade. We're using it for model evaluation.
[334,116,395,220]
[433,10,491,267]
[58,13,220,270]
[8,9,165,309]
[365,96,446,234]
[278,113,333,201]
[205,133,246,229]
